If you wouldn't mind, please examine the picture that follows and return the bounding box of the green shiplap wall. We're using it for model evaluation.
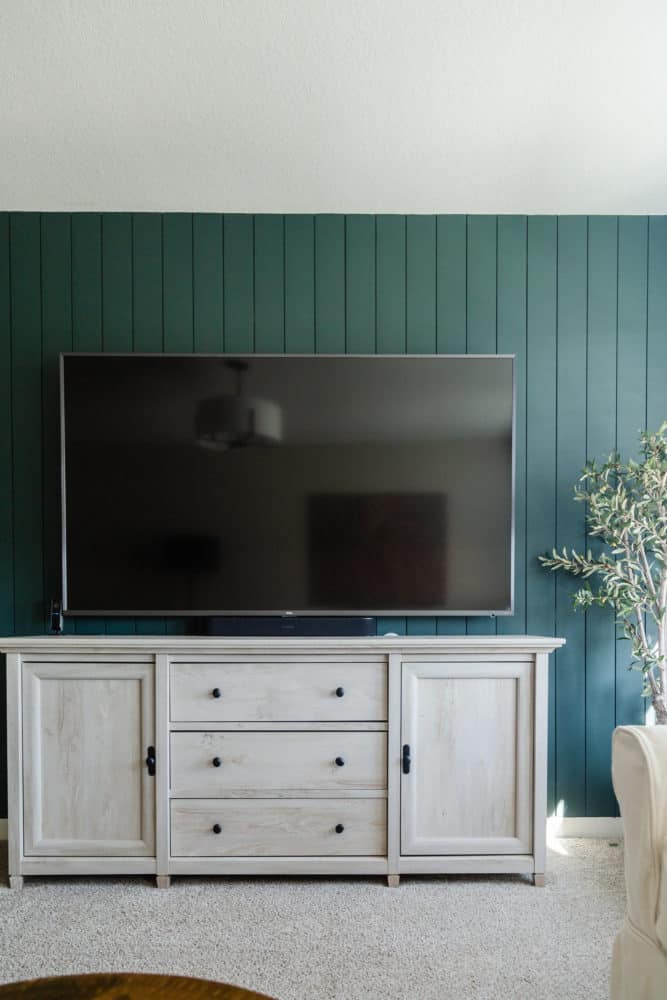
[1,213,666,819]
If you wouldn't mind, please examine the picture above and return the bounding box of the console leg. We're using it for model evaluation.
[387,875,400,888]
[156,875,171,889]
[9,875,24,890]
[533,873,545,888]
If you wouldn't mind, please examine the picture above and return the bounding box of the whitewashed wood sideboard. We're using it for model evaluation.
[2,635,564,889]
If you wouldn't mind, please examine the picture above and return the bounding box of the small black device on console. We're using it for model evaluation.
[49,599,63,634]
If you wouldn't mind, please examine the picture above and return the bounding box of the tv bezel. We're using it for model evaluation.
[59,352,516,618]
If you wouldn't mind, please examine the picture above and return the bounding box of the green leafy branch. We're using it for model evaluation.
[539,423,667,722]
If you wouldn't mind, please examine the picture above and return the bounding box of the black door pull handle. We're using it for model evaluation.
[402,744,411,775]
[146,746,156,777]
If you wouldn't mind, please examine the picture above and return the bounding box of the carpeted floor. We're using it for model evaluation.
[0,841,624,1000]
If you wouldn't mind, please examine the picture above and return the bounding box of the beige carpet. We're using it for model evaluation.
[0,841,625,1000]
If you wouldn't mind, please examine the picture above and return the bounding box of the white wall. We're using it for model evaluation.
[1,0,666,213]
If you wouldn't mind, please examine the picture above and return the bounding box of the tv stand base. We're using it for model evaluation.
[2,634,565,889]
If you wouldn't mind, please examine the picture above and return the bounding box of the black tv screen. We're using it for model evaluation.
[61,354,514,616]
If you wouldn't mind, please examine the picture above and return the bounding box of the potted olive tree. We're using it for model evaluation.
[540,423,667,724]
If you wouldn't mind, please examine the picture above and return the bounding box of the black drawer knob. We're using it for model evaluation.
[335,687,345,697]
[212,756,222,768]
[212,687,222,699]
[335,824,345,834]
[335,756,345,767]
[212,823,222,834]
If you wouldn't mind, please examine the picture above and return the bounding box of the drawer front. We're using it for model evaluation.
[170,661,386,722]
[170,798,387,856]
[170,731,387,796]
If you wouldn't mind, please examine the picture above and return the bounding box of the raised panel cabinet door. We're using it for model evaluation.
[22,661,155,856]
[401,660,533,856]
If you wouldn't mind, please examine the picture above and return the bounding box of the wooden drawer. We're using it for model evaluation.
[170,731,387,796]
[170,661,386,722]
[170,798,387,856]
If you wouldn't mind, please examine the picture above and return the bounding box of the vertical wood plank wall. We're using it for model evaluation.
[1,213,665,820]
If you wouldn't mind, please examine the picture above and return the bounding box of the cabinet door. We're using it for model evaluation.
[22,661,155,856]
[401,660,533,856]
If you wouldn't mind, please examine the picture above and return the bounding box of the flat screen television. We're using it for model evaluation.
[60,354,515,617]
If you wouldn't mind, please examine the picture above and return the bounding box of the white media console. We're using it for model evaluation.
[2,635,564,889]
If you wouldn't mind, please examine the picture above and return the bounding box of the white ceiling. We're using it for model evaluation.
[2,0,666,213]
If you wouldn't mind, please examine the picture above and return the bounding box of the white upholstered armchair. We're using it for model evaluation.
[611,725,667,1000]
